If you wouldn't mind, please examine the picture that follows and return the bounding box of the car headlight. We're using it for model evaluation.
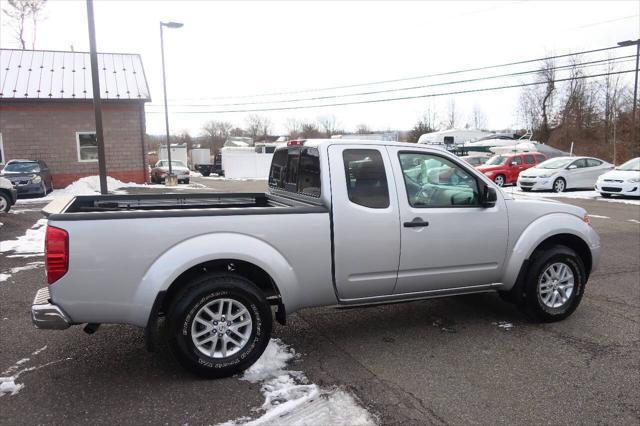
[31,175,42,184]
[538,172,556,178]
[627,177,640,183]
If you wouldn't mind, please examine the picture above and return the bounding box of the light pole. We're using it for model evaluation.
[160,21,183,186]
[618,39,639,157]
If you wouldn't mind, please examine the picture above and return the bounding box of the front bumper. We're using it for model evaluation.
[517,176,555,191]
[9,187,17,204]
[31,287,71,330]
[595,181,640,197]
[14,182,43,195]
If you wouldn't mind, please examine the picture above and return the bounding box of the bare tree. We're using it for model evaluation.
[471,105,487,129]
[356,123,371,134]
[3,0,30,49]
[260,116,272,141]
[2,0,47,49]
[300,121,322,138]
[318,114,340,137]
[284,117,301,138]
[600,56,621,144]
[245,114,266,140]
[201,120,233,154]
[445,98,459,129]
[28,0,47,49]
[538,57,557,141]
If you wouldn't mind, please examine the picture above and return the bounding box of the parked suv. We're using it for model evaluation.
[0,159,53,197]
[476,152,547,186]
[0,176,18,212]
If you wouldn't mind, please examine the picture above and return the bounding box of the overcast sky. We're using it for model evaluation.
[1,0,639,136]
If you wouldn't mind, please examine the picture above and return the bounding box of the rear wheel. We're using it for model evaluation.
[166,273,272,378]
[202,172,211,177]
[522,245,586,322]
[552,177,566,193]
[494,175,505,187]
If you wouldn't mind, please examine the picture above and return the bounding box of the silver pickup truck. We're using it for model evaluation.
[32,139,600,378]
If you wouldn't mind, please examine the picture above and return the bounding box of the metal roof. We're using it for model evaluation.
[0,49,150,101]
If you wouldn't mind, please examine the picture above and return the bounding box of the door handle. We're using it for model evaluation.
[404,218,429,228]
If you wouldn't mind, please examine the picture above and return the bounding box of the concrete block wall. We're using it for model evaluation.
[0,101,147,187]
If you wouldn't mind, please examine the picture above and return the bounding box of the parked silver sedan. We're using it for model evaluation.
[517,156,613,192]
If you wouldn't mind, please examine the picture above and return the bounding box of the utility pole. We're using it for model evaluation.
[86,0,108,194]
[618,39,639,157]
[160,21,183,186]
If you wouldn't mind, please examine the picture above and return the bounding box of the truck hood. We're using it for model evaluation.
[507,193,587,219]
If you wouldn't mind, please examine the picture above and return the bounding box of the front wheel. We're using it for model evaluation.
[166,273,272,378]
[552,177,566,193]
[523,245,586,322]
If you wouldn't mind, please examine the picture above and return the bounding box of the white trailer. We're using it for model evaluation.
[159,144,188,167]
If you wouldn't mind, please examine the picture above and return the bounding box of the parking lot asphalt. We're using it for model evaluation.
[1,181,638,425]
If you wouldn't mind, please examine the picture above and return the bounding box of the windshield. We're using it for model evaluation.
[537,158,572,169]
[3,162,40,173]
[617,158,640,171]
[157,160,186,168]
[485,155,509,166]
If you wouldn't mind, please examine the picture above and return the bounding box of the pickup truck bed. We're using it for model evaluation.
[44,192,325,219]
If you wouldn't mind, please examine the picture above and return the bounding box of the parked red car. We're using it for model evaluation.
[476,152,547,186]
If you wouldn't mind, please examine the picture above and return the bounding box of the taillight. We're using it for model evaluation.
[287,139,305,146]
[46,226,69,285]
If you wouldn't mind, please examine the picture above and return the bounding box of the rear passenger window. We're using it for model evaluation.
[512,156,522,165]
[298,148,321,197]
[268,147,321,197]
[343,149,389,209]
[587,159,602,167]
[535,154,546,163]
[524,155,535,164]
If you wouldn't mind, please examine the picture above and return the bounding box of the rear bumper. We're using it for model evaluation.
[31,287,71,330]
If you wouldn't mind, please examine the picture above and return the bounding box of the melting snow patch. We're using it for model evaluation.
[507,188,640,206]
[0,219,46,257]
[218,339,376,426]
[1,347,70,397]
[493,321,514,331]
[628,219,640,224]
[0,262,45,283]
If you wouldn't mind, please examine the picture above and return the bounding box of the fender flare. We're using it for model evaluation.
[502,213,599,290]
[129,232,299,327]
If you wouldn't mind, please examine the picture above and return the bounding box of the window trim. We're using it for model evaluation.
[343,148,391,209]
[397,150,483,209]
[76,131,99,163]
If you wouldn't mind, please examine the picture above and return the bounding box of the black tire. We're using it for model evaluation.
[166,273,272,378]
[552,177,566,193]
[38,182,47,197]
[494,174,505,187]
[522,245,586,322]
[184,178,190,184]
[0,192,11,213]
[521,187,531,192]
[601,193,611,198]
[202,172,211,177]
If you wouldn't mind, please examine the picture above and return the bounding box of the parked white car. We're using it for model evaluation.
[517,156,613,193]
[594,157,640,198]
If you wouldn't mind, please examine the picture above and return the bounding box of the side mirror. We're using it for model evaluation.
[482,186,497,208]
[568,165,577,169]
[511,161,518,167]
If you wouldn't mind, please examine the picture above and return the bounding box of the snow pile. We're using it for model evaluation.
[507,187,640,206]
[16,176,146,204]
[219,339,376,426]
[0,219,46,257]
[0,261,44,283]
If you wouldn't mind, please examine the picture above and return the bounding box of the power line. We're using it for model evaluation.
[145,69,636,114]
[167,44,629,101]
[150,55,636,108]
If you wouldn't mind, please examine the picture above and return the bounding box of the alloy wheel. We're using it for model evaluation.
[190,298,253,358]
[538,262,574,309]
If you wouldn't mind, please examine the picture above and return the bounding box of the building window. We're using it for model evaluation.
[0,133,4,164]
[76,132,98,162]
